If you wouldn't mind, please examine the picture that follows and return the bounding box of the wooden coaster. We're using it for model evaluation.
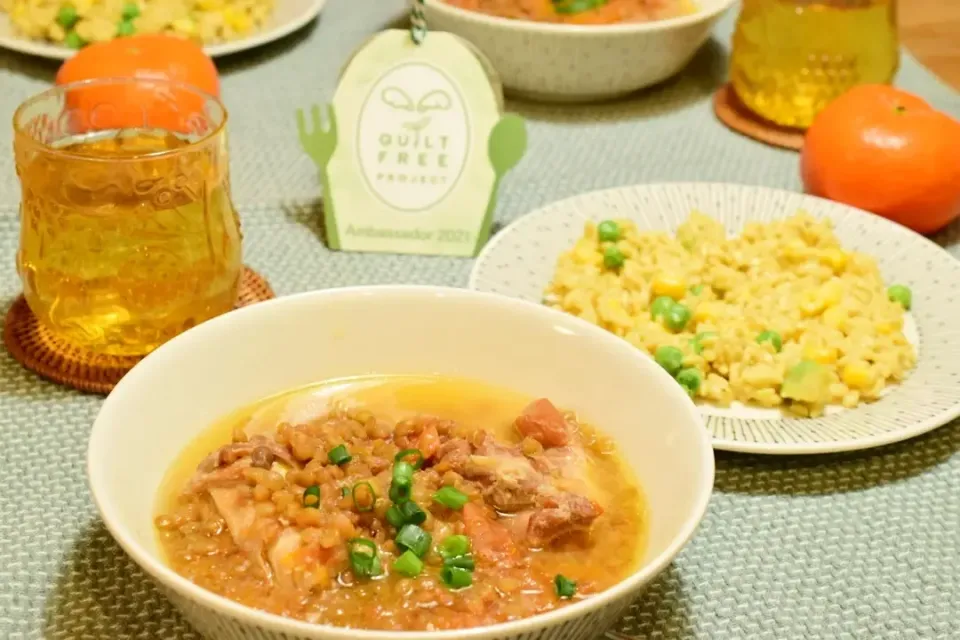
[713,83,806,151]
[3,265,275,395]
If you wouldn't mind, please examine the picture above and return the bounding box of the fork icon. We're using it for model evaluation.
[296,103,341,249]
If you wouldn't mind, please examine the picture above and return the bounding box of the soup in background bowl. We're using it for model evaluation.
[445,0,697,25]
[421,0,737,102]
[88,286,713,640]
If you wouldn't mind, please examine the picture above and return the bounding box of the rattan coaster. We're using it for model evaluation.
[3,265,275,395]
[713,83,805,151]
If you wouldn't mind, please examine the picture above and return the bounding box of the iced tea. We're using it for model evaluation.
[13,79,242,356]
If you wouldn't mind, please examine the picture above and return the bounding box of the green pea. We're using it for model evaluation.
[603,245,625,269]
[121,1,140,19]
[64,31,85,49]
[117,18,136,36]
[689,284,704,296]
[650,296,675,321]
[597,220,620,243]
[887,284,912,310]
[665,304,692,332]
[756,330,783,353]
[676,368,702,397]
[690,331,717,355]
[57,5,79,28]
[654,345,684,376]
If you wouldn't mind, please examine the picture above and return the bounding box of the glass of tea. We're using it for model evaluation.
[13,78,242,356]
[730,0,899,129]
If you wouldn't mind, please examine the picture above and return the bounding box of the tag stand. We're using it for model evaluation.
[296,4,527,257]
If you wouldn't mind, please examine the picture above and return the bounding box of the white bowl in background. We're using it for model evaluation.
[88,286,714,640]
[421,0,737,102]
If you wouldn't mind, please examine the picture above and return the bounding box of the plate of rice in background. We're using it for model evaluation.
[0,0,325,59]
[469,183,960,455]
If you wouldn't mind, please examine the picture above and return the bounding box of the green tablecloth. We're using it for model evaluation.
[0,1,957,638]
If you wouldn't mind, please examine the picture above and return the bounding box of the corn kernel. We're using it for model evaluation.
[197,0,224,9]
[841,362,876,390]
[822,306,847,331]
[651,274,687,301]
[783,239,808,259]
[598,298,632,328]
[573,244,598,265]
[693,302,717,323]
[818,280,844,307]
[803,344,838,365]
[799,292,825,317]
[820,248,849,273]
[876,318,902,335]
[223,8,252,33]
[171,17,197,37]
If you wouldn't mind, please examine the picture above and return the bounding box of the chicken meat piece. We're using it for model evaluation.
[195,436,296,475]
[448,400,604,548]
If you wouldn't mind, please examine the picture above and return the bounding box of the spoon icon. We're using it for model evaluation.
[474,114,527,255]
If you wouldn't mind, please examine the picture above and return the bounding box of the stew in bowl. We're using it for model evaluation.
[156,376,647,630]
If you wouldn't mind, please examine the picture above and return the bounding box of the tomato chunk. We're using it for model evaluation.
[462,502,518,564]
[514,398,569,447]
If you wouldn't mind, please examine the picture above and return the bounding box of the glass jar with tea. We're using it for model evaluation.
[729,0,899,129]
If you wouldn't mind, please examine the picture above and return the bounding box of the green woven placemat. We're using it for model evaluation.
[0,1,958,638]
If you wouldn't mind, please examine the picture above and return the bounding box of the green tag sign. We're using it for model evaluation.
[297,29,526,257]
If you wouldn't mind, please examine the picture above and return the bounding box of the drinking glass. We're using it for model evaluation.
[730,0,899,128]
[13,77,242,356]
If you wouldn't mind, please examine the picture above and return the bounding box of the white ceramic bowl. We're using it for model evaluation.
[88,286,714,640]
[421,0,737,102]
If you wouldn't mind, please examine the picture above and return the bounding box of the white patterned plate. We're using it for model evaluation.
[469,183,960,455]
[0,0,325,60]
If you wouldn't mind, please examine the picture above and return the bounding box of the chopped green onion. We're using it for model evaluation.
[392,461,414,486]
[553,0,607,15]
[328,444,352,466]
[689,284,705,295]
[440,535,471,559]
[347,538,382,578]
[389,460,415,503]
[385,505,405,528]
[394,448,424,470]
[444,554,475,571]
[389,482,411,504]
[302,484,321,508]
[441,565,473,589]
[341,487,350,497]
[433,486,469,510]
[399,500,426,525]
[352,481,376,512]
[554,574,577,598]
[395,524,432,558]
[392,550,424,578]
